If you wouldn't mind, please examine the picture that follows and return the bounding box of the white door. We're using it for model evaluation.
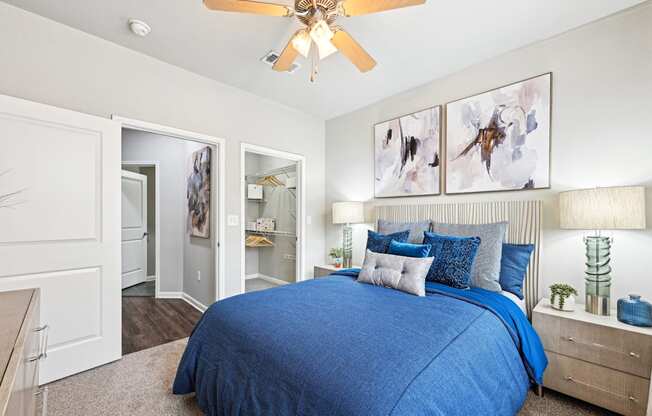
[0,94,121,384]
[121,170,148,289]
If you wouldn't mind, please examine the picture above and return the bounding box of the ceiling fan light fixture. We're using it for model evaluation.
[291,29,312,58]
[310,20,337,59]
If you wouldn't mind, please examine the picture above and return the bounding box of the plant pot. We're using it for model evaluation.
[551,294,576,312]
[332,258,343,268]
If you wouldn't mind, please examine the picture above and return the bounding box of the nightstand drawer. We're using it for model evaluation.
[545,352,649,416]
[558,318,652,378]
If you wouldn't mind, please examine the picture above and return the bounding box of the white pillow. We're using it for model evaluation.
[357,250,434,296]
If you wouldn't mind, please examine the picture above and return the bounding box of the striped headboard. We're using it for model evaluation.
[375,200,542,317]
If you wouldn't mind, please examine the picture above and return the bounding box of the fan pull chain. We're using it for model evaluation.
[310,46,319,83]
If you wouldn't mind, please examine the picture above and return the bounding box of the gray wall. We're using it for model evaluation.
[0,2,327,299]
[325,3,652,303]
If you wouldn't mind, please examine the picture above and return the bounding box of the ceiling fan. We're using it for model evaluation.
[203,0,426,81]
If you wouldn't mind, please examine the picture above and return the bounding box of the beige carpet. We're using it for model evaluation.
[41,339,615,416]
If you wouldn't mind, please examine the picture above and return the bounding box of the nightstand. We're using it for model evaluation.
[314,264,358,278]
[533,299,652,416]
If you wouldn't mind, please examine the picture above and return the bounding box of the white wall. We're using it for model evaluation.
[0,2,326,300]
[325,3,652,304]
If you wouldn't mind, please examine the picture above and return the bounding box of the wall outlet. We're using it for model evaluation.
[228,215,239,226]
[197,270,201,281]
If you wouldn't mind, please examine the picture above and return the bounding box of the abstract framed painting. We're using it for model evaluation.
[445,73,551,195]
[374,106,441,198]
[187,146,211,238]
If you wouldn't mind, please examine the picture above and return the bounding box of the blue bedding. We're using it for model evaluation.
[174,270,547,415]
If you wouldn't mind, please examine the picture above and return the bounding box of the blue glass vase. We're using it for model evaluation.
[617,295,652,327]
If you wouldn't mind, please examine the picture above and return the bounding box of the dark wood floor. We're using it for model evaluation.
[122,297,203,355]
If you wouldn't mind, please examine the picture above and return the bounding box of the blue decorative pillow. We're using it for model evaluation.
[499,243,534,300]
[366,230,409,253]
[423,232,481,289]
[387,240,433,258]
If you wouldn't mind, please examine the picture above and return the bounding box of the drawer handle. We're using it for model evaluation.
[564,337,641,360]
[28,353,46,362]
[34,324,49,333]
[565,375,638,403]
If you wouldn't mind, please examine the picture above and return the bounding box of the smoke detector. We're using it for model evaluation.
[128,19,151,37]
[260,51,301,74]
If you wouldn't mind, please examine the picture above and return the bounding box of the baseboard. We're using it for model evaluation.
[182,292,208,313]
[145,275,156,282]
[256,273,291,286]
[157,291,208,313]
[245,273,259,281]
[157,291,182,299]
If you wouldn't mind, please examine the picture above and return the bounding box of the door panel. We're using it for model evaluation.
[121,170,147,289]
[0,94,121,384]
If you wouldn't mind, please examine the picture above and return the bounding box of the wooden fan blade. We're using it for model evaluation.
[340,0,425,17]
[331,30,377,73]
[203,0,291,17]
[273,31,301,72]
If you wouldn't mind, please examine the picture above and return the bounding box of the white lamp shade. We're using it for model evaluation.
[559,186,646,230]
[332,201,364,225]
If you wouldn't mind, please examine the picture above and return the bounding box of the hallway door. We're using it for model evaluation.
[121,170,148,289]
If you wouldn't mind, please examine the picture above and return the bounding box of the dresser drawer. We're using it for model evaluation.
[545,351,649,416]
[558,318,652,378]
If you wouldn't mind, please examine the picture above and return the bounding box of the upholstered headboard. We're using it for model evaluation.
[375,200,543,317]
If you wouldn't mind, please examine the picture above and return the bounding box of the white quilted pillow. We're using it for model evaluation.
[357,249,434,296]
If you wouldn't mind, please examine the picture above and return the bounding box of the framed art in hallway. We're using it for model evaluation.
[445,73,551,195]
[374,106,441,198]
[187,146,211,238]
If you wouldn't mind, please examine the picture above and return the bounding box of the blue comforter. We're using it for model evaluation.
[174,270,546,415]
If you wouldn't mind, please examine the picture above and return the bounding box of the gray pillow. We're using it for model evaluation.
[378,220,431,244]
[431,222,508,292]
[358,249,434,296]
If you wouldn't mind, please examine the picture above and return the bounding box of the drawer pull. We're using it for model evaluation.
[34,324,49,333]
[563,336,641,360]
[28,353,46,362]
[565,375,638,403]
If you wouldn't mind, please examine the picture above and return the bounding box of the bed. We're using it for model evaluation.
[173,200,546,415]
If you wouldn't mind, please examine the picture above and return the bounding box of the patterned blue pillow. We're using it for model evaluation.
[423,232,481,289]
[366,230,410,253]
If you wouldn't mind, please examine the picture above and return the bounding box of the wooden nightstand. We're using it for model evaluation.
[314,264,358,278]
[533,299,652,416]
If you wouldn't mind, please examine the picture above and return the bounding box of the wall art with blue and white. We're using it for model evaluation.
[446,73,551,194]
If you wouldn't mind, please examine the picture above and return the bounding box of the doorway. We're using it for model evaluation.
[240,143,306,294]
[115,116,225,355]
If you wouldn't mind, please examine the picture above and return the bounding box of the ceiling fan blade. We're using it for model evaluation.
[340,0,425,17]
[203,0,292,17]
[273,32,301,72]
[331,30,377,73]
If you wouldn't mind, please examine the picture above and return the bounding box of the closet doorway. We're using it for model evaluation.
[241,143,305,294]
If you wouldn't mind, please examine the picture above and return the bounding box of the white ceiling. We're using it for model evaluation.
[4,0,644,119]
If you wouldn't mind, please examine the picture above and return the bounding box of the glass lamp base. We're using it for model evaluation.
[585,293,610,316]
[584,235,612,316]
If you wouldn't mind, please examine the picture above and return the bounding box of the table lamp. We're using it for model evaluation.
[332,202,364,268]
[560,186,646,315]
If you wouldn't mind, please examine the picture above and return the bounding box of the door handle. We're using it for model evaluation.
[142,232,149,240]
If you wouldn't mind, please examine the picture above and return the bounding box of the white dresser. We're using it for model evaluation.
[533,299,652,416]
[0,289,46,416]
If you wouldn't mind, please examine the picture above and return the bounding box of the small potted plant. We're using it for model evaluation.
[329,248,344,268]
[550,283,578,311]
